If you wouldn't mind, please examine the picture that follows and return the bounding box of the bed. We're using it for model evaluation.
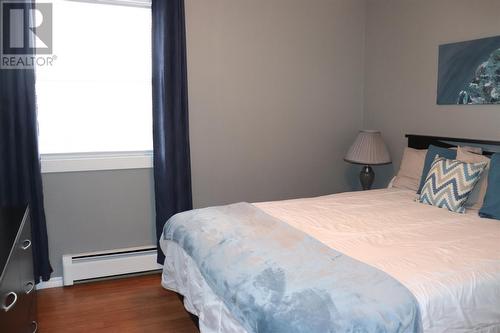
[160,135,500,333]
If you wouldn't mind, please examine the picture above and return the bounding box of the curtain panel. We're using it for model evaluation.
[0,0,52,283]
[152,0,193,264]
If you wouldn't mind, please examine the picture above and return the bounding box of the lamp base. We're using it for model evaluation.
[359,165,375,190]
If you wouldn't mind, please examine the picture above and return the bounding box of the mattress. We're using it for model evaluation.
[161,188,500,333]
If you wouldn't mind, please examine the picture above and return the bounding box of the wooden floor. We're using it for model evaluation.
[37,273,199,333]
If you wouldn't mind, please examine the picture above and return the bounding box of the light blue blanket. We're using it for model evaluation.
[163,202,422,333]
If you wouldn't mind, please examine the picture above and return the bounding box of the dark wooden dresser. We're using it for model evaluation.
[0,207,37,333]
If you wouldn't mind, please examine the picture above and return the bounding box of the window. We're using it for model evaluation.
[36,0,152,170]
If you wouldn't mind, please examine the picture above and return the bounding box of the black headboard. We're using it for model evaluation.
[406,134,500,157]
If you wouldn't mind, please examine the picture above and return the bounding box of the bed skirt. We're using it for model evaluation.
[161,240,249,333]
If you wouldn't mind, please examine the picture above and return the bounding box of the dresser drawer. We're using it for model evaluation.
[17,216,35,299]
[0,210,36,333]
[29,295,38,333]
[0,250,22,332]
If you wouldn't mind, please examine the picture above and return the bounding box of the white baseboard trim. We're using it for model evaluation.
[36,276,64,290]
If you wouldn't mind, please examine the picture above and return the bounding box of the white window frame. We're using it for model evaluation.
[66,0,151,9]
[40,151,153,173]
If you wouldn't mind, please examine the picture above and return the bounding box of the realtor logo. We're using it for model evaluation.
[1,1,55,68]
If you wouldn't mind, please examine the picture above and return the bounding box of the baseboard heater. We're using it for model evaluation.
[62,245,162,286]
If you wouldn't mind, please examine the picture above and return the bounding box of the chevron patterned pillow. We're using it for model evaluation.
[418,157,487,213]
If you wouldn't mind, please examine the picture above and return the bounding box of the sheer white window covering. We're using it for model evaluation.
[36,0,152,155]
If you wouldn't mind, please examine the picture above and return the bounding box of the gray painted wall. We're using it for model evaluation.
[186,0,366,206]
[42,0,366,276]
[42,169,156,276]
[364,0,500,186]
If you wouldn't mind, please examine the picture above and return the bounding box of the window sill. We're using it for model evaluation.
[40,151,153,173]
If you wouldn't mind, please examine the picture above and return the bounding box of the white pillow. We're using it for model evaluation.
[456,147,490,210]
[392,147,427,192]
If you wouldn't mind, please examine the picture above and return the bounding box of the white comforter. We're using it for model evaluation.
[161,188,500,333]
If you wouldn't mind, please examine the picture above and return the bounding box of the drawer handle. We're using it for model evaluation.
[32,320,38,333]
[21,239,31,250]
[25,281,35,294]
[2,292,17,312]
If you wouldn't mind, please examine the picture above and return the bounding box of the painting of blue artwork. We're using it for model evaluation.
[437,35,500,105]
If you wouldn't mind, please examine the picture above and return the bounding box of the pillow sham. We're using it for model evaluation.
[417,145,457,194]
[479,153,500,220]
[418,157,487,213]
[392,147,427,192]
[451,146,483,154]
[456,147,490,210]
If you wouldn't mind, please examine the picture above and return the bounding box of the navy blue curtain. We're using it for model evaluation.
[0,3,52,283]
[152,0,193,264]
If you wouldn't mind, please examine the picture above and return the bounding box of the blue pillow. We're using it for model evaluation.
[417,145,457,194]
[479,153,500,220]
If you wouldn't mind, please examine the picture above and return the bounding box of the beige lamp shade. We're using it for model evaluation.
[345,130,391,165]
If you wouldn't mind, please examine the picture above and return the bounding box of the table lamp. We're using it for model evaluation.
[345,130,391,190]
